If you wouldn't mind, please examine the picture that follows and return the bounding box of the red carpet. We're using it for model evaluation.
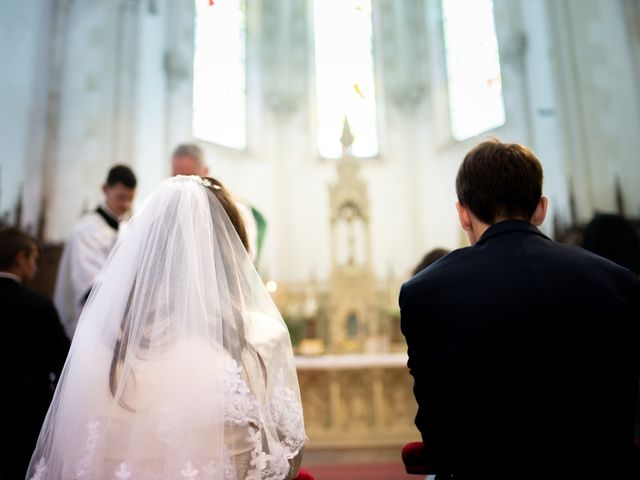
[304,463,416,480]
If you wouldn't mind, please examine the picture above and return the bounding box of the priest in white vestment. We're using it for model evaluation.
[54,165,137,338]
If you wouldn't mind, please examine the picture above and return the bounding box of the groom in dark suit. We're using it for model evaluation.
[0,228,70,479]
[400,140,640,479]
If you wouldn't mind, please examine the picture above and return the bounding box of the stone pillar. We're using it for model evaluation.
[163,0,194,155]
[40,0,74,239]
[111,0,140,166]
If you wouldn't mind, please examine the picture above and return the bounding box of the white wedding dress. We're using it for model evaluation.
[26,176,305,480]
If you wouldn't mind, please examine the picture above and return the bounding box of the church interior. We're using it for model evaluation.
[2,0,640,478]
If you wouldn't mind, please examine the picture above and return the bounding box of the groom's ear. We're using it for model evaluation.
[530,196,548,226]
[456,202,472,231]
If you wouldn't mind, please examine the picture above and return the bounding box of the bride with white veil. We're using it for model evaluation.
[26,176,306,480]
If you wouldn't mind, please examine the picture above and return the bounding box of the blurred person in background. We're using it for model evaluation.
[0,227,70,479]
[54,165,137,338]
[582,213,640,275]
[412,248,450,276]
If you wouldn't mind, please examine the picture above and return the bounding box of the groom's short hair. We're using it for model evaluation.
[456,139,543,224]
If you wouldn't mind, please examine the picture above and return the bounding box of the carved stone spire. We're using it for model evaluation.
[340,117,355,153]
[328,118,375,352]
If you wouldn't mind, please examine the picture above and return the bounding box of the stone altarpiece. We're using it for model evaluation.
[327,120,378,353]
[276,122,419,455]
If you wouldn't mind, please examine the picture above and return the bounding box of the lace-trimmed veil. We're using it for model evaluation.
[26,176,305,480]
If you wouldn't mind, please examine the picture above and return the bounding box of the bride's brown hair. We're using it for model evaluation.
[201,176,249,252]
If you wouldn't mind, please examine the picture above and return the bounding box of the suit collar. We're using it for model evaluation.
[0,272,21,283]
[476,220,549,245]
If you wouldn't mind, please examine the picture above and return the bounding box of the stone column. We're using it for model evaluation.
[111,0,140,166]
[163,0,194,157]
[40,0,74,239]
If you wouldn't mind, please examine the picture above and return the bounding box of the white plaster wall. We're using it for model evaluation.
[46,1,121,240]
[0,1,52,229]
[520,0,570,228]
[491,0,571,233]
[131,0,170,204]
[548,0,640,220]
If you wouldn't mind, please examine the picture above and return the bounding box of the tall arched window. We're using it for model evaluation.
[442,0,505,141]
[193,0,246,149]
[313,0,379,158]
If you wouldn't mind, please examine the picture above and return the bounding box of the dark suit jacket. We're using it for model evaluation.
[400,221,640,478]
[0,277,70,480]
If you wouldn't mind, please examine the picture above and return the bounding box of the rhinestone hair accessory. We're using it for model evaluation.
[165,175,213,188]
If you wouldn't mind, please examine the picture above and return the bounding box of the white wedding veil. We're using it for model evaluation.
[26,176,305,480]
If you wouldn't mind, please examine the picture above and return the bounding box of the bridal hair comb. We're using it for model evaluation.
[165,175,215,188]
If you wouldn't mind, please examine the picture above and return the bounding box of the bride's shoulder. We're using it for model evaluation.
[245,311,290,356]
[246,311,288,335]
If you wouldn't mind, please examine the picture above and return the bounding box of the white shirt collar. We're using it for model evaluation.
[100,203,121,222]
[0,272,21,283]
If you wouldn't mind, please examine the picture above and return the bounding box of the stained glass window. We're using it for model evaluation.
[442,0,505,140]
[193,0,246,149]
[313,0,379,158]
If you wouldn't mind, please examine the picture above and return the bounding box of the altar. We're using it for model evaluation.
[295,353,419,459]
